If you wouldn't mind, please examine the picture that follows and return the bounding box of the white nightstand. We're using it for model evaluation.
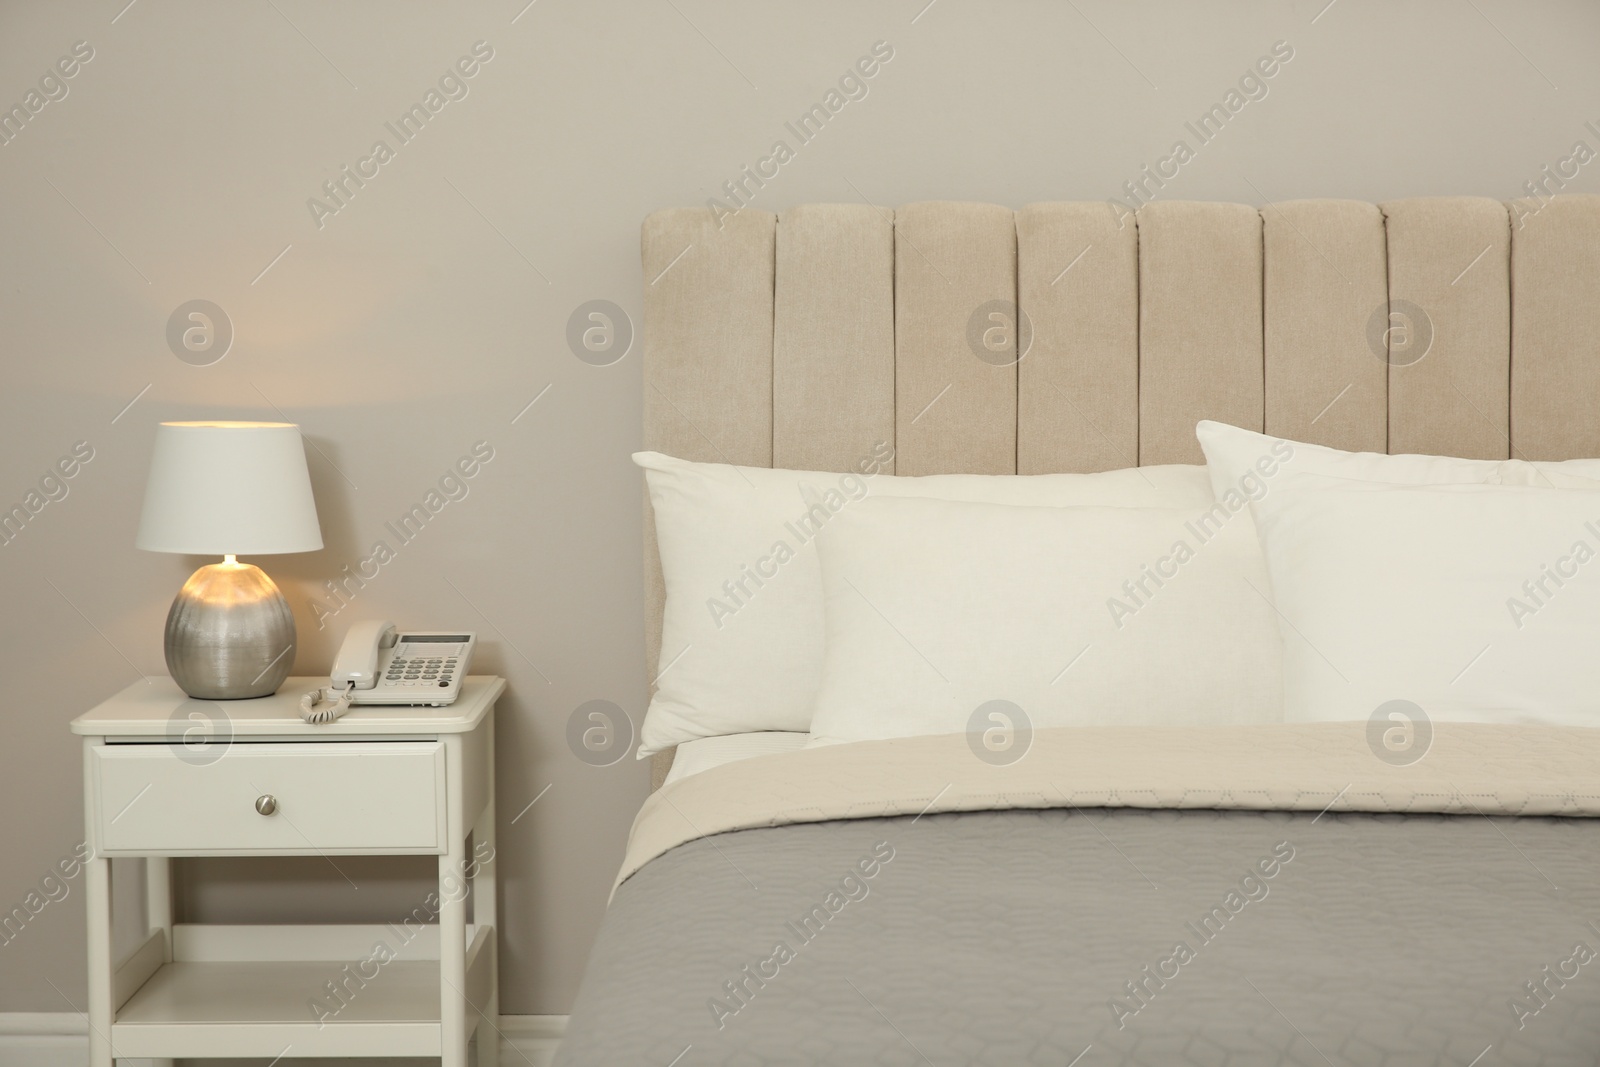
[70,675,506,1066]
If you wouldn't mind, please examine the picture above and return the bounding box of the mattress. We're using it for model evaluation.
[558,723,1600,1065]
[661,731,809,786]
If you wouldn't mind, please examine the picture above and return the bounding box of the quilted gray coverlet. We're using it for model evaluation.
[556,806,1600,1065]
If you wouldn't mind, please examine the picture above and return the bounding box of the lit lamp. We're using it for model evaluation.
[137,421,323,699]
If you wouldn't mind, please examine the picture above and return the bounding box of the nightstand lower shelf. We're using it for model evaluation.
[108,924,496,1060]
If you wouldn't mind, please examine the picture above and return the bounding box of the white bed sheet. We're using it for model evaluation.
[661,731,809,786]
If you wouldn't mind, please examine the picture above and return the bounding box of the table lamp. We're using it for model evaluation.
[136,421,323,699]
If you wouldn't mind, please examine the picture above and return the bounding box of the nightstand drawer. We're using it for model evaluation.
[92,741,446,853]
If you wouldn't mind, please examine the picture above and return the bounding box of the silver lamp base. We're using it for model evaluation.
[164,560,296,699]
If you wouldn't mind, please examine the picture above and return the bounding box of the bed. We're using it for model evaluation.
[554,197,1600,1065]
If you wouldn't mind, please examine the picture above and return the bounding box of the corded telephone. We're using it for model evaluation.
[301,620,477,723]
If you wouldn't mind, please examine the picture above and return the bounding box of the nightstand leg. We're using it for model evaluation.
[440,843,468,1067]
[85,854,113,1067]
[145,856,173,956]
[473,708,499,1067]
[145,858,175,1067]
[474,792,499,1067]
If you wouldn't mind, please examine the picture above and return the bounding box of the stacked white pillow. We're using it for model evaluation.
[805,495,1281,746]
[1247,475,1600,726]
[636,449,1216,755]
[1198,420,1600,728]
[638,423,1600,758]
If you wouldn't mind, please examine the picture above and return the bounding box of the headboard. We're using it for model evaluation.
[639,196,1600,785]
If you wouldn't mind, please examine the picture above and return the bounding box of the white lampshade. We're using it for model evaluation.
[136,421,323,555]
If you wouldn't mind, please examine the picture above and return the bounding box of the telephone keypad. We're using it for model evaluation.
[382,653,462,691]
[345,633,475,706]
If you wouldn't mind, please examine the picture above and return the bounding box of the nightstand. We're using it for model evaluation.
[70,675,506,1066]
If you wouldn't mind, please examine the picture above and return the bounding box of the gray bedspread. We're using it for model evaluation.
[555,807,1600,1066]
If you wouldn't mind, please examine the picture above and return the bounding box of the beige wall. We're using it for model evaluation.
[2,0,1598,1015]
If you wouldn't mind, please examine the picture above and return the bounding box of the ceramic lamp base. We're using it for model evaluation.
[164,560,296,699]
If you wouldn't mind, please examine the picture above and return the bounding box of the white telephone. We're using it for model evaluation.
[301,621,476,723]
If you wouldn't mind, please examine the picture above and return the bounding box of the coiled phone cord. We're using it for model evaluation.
[300,680,355,724]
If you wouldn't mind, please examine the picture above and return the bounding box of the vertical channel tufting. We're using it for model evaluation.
[773,204,896,473]
[1015,202,1140,473]
[1137,201,1264,464]
[1509,194,1600,460]
[1261,199,1388,452]
[1381,197,1510,459]
[893,202,1019,475]
[641,207,777,468]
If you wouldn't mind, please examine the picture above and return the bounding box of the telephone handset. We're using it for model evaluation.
[301,621,477,724]
[330,619,398,689]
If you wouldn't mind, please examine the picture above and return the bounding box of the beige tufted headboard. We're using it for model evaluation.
[639,196,1600,785]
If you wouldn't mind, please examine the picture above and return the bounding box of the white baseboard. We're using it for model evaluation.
[0,1012,565,1066]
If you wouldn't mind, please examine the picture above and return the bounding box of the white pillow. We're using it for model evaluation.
[1195,420,1600,503]
[637,449,1216,755]
[1249,474,1600,727]
[806,496,1282,747]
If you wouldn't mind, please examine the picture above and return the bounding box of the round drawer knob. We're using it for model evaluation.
[255,795,278,816]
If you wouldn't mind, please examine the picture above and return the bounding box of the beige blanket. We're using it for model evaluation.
[617,721,1600,889]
